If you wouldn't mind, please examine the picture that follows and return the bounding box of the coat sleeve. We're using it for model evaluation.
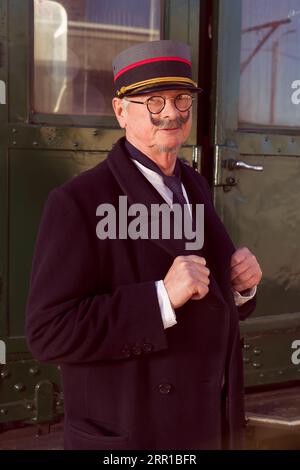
[236,297,256,321]
[26,187,168,364]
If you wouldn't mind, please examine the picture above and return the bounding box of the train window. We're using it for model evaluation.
[33,0,161,117]
[239,0,300,128]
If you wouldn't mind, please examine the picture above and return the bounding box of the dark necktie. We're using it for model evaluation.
[124,140,186,207]
[124,139,206,258]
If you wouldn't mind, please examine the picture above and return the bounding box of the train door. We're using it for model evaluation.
[211,0,300,440]
[0,0,201,425]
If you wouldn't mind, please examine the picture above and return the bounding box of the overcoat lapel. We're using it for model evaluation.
[180,161,236,303]
[107,138,187,258]
[107,138,226,306]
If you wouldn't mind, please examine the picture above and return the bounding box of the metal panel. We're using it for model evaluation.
[165,0,200,154]
[0,360,63,424]
[0,0,202,425]
[211,0,242,143]
[212,0,300,386]
[8,149,107,340]
[0,1,8,370]
[8,0,31,123]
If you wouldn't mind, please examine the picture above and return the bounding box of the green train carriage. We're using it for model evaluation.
[1,0,300,448]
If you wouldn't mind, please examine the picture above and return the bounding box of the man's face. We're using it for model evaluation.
[113,89,193,158]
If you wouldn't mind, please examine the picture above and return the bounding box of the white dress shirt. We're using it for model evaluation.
[131,159,256,329]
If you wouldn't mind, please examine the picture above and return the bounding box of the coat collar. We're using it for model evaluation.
[107,138,227,306]
[107,137,189,258]
[107,138,218,256]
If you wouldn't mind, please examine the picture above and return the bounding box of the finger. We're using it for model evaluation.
[230,256,257,281]
[195,273,210,286]
[232,265,259,285]
[194,280,210,295]
[191,293,202,300]
[185,268,210,287]
[232,274,259,292]
[190,264,210,278]
[230,247,250,268]
[183,255,207,266]
[231,259,260,283]
[191,284,209,300]
[187,267,210,286]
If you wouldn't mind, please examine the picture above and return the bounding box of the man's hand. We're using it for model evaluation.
[163,255,210,309]
[230,247,262,293]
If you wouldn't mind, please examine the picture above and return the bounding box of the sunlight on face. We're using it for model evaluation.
[117,89,193,158]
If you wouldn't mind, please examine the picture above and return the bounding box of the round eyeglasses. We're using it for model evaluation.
[124,93,194,114]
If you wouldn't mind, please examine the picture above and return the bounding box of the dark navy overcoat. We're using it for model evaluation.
[26,137,255,450]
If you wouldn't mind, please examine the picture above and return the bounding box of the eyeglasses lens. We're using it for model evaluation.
[146,95,193,114]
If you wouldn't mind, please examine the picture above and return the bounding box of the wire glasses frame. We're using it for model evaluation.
[124,93,195,114]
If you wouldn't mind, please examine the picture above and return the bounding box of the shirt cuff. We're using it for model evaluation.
[155,280,177,329]
[233,286,257,307]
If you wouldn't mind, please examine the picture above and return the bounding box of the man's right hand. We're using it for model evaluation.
[163,255,210,309]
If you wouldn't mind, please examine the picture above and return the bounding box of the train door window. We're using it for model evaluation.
[239,0,300,128]
[33,0,161,118]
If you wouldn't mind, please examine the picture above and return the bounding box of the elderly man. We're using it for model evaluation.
[26,40,262,450]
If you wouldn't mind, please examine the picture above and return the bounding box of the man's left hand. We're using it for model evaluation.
[230,247,262,293]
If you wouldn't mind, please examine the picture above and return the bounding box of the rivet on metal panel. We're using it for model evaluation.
[0,370,10,379]
[226,176,236,185]
[12,129,17,133]
[278,370,284,375]
[12,141,17,145]
[252,363,261,369]
[253,348,262,356]
[93,130,98,136]
[33,142,38,146]
[243,356,250,363]
[0,408,8,415]
[73,142,79,147]
[56,399,63,407]
[29,366,40,376]
[14,383,25,392]
[259,373,265,378]
[243,343,251,350]
[26,402,34,411]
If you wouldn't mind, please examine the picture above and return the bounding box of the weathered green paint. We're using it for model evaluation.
[0,359,63,423]
[4,0,299,426]
[165,0,200,156]
[34,380,55,424]
[212,0,300,387]
[9,0,31,122]
[9,148,108,339]
[0,0,123,424]
[0,0,201,424]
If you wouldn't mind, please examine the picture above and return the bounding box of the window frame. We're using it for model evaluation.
[29,0,165,127]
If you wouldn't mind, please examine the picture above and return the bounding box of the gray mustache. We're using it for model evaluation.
[150,112,190,129]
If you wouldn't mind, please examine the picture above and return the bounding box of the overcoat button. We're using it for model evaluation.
[142,343,153,353]
[158,383,172,394]
[132,345,142,355]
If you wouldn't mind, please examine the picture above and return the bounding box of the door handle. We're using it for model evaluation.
[226,159,263,171]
